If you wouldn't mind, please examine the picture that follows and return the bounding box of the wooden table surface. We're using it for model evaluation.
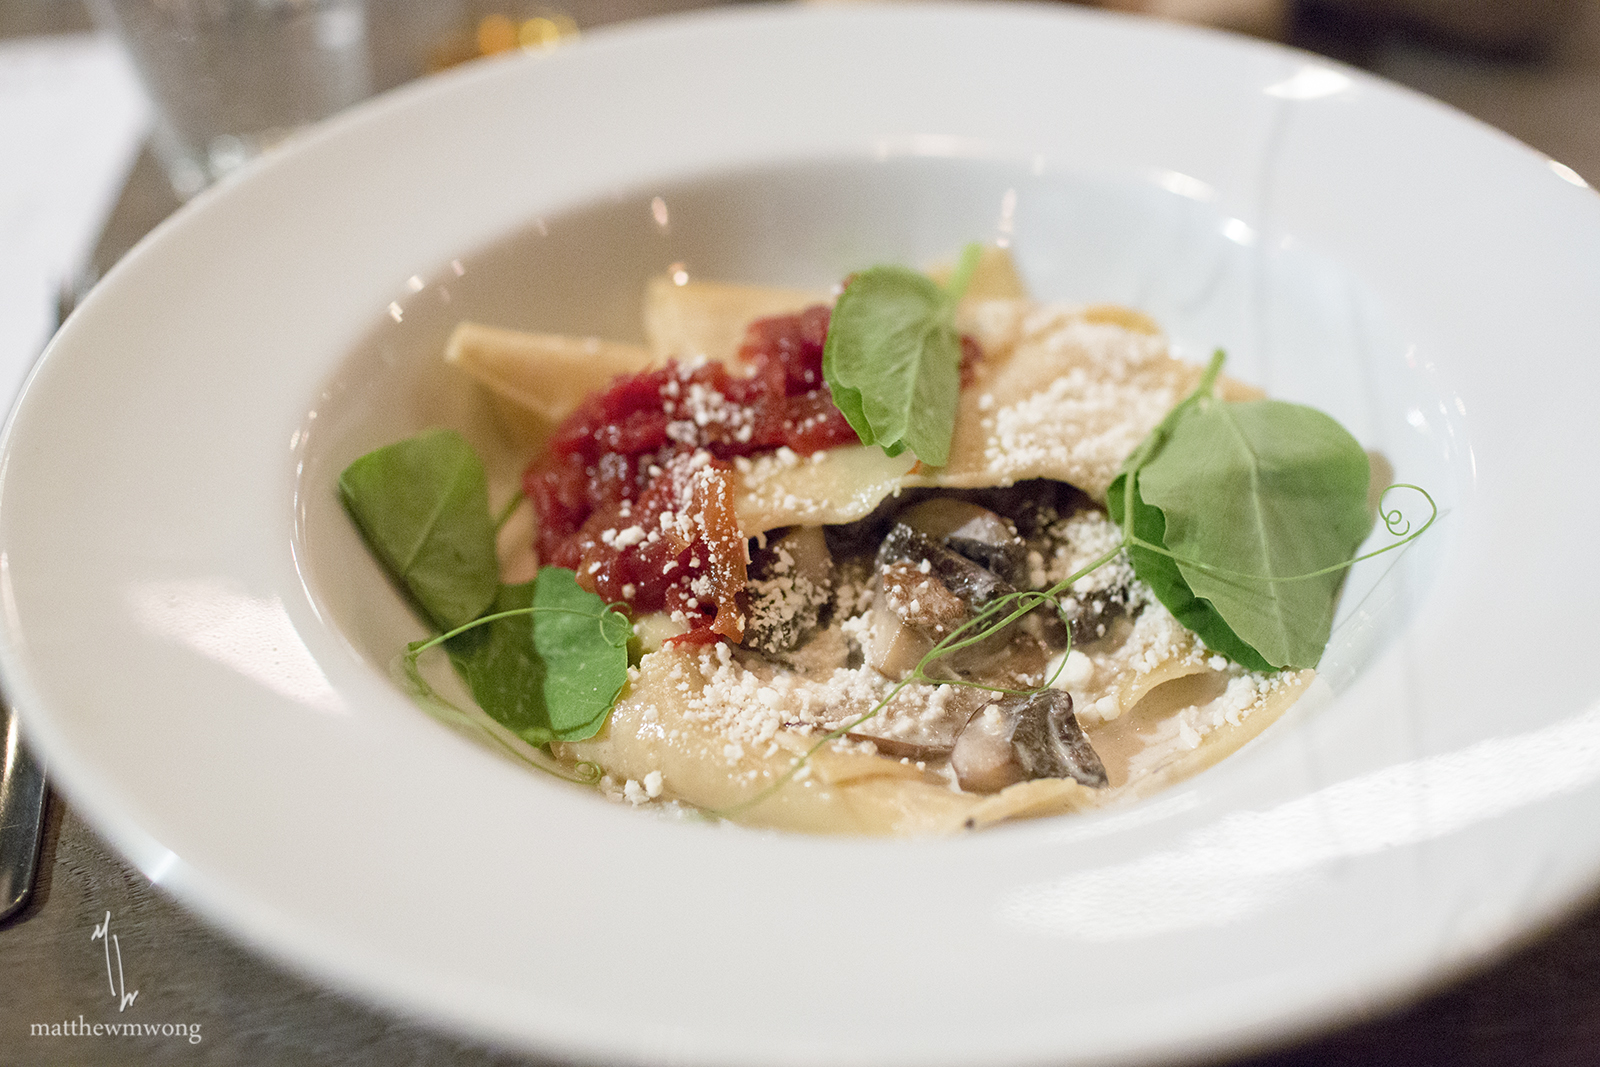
[5,2,1600,1064]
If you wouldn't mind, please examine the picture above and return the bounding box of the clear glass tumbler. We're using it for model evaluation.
[88,0,466,198]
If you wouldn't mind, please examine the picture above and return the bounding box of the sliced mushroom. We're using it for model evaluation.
[950,689,1108,794]
[822,488,933,563]
[964,480,1092,538]
[880,562,969,637]
[844,684,990,760]
[877,523,1013,612]
[862,573,941,680]
[864,521,1040,682]
[1063,589,1138,647]
[898,498,1029,587]
[743,525,834,656]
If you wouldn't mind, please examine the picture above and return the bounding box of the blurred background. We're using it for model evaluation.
[4,0,1596,371]
[3,0,1600,1064]
[8,0,1600,198]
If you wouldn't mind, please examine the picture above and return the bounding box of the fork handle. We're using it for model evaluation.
[0,701,48,923]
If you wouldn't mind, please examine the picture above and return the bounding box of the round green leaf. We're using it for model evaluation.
[1135,397,1372,669]
[338,428,500,631]
[822,265,962,467]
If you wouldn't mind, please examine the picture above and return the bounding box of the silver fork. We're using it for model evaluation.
[0,143,176,927]
[0,699,47,923]
[0,280,84,924]
[0,145,178,924]
[0,292,63,922]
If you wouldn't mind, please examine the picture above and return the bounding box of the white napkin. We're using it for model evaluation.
[0,33,150,407]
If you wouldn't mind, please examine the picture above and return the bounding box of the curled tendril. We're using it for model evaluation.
[408,603,630,659]
[709,480,1439,821]
[1122,482,1439,585]
[598,602,633,646]
[398,646,602,784]
[1378,482,1434,538]
[399,602,629,789]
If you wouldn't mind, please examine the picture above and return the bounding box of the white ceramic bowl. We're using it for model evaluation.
[4,4,1600,1065]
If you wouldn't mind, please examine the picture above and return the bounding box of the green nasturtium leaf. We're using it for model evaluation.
[823,265,964,466]
[1107,471,1274,672]
[1111,387,1372,670]
[345,430,630,744]
[1139,398,1372,668]
[448,567,629,744]
[447,581,547,742]
[338,428,499,631]
[528,566,631,740]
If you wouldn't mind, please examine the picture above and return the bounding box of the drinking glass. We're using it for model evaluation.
[89,0,578,199]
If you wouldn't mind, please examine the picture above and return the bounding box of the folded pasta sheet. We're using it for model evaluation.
[557,608,1312,835]
[733,300,1264,533]
[444,253,1317,835]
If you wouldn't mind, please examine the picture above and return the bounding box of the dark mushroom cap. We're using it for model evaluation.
[898,498,1029,587]
[743,525,835,656]
[951,688,1108,793]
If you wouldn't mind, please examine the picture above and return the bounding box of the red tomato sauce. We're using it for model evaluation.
[523,305,858,640]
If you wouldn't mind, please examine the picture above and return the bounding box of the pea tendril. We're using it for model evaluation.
[715,343,1437,819]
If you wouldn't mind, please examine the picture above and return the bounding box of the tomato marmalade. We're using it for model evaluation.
[524,306,858,641]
